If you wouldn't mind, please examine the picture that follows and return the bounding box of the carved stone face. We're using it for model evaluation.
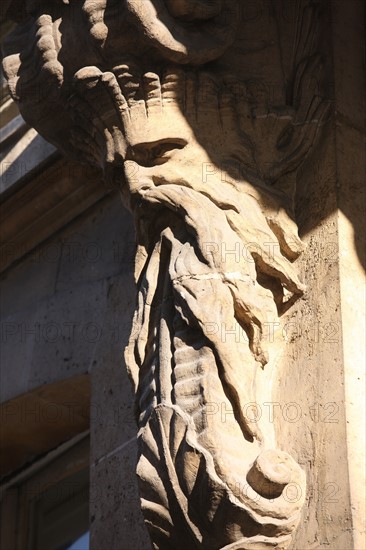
[99,69,222,202]
[117,68,308,550]
[1,2,330,548]
[123,117,214,200]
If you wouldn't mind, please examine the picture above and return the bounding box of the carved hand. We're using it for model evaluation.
[220,56,330,184]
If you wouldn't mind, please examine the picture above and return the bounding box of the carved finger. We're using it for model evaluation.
[218,84,255,166]
[161,68,185,107]
[225,76,254,133]
[293,55,323,120]
[73,66,103,90]
[100,71,129,120]
[114,63,141,107]
[245,79,269,118]
[73,68,115,136]
[302,94,331,127]
[184,70,197,119]
[280,103,329,173]
[198,71,219,115]
[218,82,237,135]
[293,1,320,67]
[143,72,162,115]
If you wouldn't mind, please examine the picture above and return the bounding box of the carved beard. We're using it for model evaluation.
[125,175,306,549]
[60,64,309,548]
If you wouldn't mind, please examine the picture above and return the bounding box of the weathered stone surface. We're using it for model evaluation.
[90,442,151,550]
[0,189,148,541]
[1,1,323,548]
[0,193,133,402]
[1,1,364,549]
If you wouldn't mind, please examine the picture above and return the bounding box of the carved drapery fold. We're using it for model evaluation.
[2,1,329,548]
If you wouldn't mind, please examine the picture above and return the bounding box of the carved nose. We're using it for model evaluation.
[165,0,222,20]
[124,161,154,194]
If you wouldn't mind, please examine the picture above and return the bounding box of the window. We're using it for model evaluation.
[0,433,89,550]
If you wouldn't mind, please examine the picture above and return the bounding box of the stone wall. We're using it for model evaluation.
[1,191,151,546]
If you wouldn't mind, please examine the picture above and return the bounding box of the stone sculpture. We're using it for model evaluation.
[2,1,329,547]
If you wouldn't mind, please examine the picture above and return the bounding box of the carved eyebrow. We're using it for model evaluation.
[132,138,188,152]
[125,138,188,166]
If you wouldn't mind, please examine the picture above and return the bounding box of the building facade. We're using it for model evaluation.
[0,2,365,549]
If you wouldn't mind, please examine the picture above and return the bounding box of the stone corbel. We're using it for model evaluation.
[2,1,329,548]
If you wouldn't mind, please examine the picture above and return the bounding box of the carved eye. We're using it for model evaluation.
[151,144,169,158]
[127,146,150,165]
[129,139,187,167]
[151,141,185,162]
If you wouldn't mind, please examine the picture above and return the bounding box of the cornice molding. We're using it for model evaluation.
[0,155,107,272]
